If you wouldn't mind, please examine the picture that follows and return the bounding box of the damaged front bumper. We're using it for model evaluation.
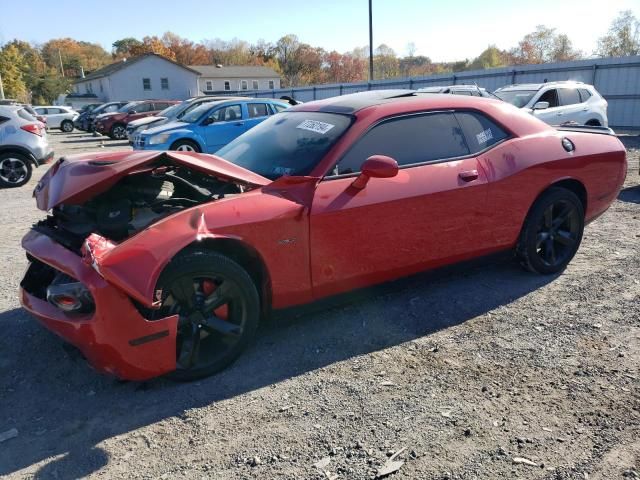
[20,229,178,381]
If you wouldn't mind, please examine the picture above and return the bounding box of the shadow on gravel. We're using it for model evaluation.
[0,255,556,477]
[618,185,640,204]
[60,137,108,144]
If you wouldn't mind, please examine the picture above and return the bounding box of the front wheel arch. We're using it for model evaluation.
[169,138,202,152]
[176,238,272,317]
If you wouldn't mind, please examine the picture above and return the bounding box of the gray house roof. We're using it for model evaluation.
[75,53,201,83]
[190,65,280,78]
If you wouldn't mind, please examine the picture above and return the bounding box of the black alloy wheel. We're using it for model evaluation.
[518,187,584,274]
[152,250,260,381]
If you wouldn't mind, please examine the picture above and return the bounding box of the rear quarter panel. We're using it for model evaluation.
[480,130,626,248]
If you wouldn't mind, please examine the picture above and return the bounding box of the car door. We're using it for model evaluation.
[44,108,63,128]
[127,103,153,122]
[201,104,246,153]
[309,111,493,298]
[557,88,586,124]
[532,88,561,125]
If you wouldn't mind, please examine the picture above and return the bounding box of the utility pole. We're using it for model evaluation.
[368,0,374,81]
[0,72,4,100]
[58,49,65,77]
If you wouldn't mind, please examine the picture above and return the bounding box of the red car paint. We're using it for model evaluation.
[20,93,627,380]
[94,100,179,136]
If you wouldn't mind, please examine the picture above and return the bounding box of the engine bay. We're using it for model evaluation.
[42,165,245,246]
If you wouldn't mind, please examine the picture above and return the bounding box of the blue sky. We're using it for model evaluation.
[1,0,638,61]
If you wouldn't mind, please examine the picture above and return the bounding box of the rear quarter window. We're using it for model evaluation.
[454,111,509,153]
[578,89,592,102]
[17,109,36,122]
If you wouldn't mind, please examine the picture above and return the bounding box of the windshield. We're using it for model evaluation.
[216,111,353,180]
[178,100,215,119]
[181,102,219,123]
[158,103,182,118]
[119,101,141,113]
[494,90,537,108]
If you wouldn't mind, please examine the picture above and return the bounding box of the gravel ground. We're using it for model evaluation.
[0,130,638,480]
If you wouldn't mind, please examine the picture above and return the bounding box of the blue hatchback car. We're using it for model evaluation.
[133,98,289,153]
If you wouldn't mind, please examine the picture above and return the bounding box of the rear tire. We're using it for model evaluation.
[154,250,260,381]
[516,187,584,274]
[170,139,201,152]
[0,152,32,188]
[61,120,74,133]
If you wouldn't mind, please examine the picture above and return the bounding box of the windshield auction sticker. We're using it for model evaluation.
[296,120,335,135]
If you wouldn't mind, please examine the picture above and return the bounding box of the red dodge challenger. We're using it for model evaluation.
[20,90,627,381]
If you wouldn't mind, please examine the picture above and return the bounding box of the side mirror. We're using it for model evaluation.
[130,110,138,114]
[351,155,398,190]
[533,101,549,110]
[202,117,215,126]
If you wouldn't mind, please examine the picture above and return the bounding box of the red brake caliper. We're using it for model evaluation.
[202,279,228,320]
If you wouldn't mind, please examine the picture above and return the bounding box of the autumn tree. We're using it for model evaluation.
[41,38,111,75]
[373,44,399,79]
[468,45,510,70]
[597,10,640,57]
[0,44,28,101]
[112,37,143,58]
[511,26,581,64]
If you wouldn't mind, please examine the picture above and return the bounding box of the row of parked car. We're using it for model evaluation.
[0,80,609,189]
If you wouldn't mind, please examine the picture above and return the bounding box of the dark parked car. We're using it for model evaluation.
[94,100,179,140]
[83,102,128,132]
[74,103,103,130]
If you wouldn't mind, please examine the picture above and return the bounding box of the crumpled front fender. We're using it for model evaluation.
[82,207,230,308]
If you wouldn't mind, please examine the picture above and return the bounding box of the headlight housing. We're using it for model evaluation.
[148,133,171,145]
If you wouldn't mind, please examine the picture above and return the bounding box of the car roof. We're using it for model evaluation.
[418,85,485,91]
[291,90,416,114]
[290,89,505,115]
[497,81,587,91]
[0,105,21,114]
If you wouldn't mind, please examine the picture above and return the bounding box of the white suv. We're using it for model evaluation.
[33,106,79,132]
[494,82,608,127]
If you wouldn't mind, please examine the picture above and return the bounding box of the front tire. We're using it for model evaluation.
[110,123,127,140]
[153,250,260,381]
[61,120,74,133]
[517,187,584,274]
[0,152,32,188]
[170,139,201,152]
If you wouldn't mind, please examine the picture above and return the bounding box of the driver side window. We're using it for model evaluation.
[537,89,559,108]
[207,105,242,123]
[335,112,469,175]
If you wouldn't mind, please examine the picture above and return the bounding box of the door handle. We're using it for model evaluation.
[234,122,244,126]
[459,170,479,182]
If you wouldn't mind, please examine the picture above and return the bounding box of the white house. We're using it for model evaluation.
[72,53,200,103]
[190,65,281,93]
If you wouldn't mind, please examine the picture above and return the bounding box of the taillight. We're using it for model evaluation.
[21,123,43,136]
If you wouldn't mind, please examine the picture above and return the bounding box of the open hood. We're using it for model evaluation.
[34,150,271,211]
